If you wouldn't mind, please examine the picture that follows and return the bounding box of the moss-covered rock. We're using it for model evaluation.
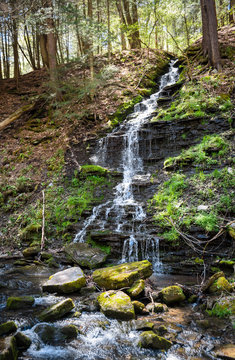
[97,290,135,320]
[22,246,40,258]
[0,336,18,360]
[42,267,86,294]
[92,260,152,290]
[146,302,168,313]
[6,296,34,310]
[80,165,109,176]
[201,271,224,292]
[227,222,235,239]
[219,260,235,270]
[134,320,154,331]
[127,279,145,298]
[209,277,233,294]
[138,331,172,350]
[64,243,107,269]
[132,301,147,315]
[14,332,31,350]
[159,286,185,305]
[0,322,17,337]
[38,298,75,322]
[34,323,79,344]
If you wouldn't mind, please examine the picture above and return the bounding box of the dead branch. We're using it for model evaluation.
[0,103,35,132]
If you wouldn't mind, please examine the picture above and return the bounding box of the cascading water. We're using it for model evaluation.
[74,60,179,271]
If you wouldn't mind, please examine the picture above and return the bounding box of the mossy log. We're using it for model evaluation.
[0,103,35,132]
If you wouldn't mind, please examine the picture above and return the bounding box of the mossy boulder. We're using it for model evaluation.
[64,243,107,269]
[201,271,224,292]
[14,332,31,350]
[219,260,235,270]
[132,301,148,315]
[34,323,79,344]
[0,322,17,337]
[146,302,168,313]
[127,279,145,298]
[227,222,235,239]
[22,246,40,258]
[92,260,152,290]
[0,336,18,360]
[38,298,75,322]
[6,296,34,310]
[209,277,233,294]
[97,290,135,320]
[134,320,154,331]
[42,267,86,294]
[138,331,172,350]
[159,286,185,305]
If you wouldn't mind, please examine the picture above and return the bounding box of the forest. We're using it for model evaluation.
[0,1,235,360]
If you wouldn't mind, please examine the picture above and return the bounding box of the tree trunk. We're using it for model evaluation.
[107,0,111,62]
[12,17,19,88]
[40,34,49,67]
[88,0,94,81]
[116,0,127,50]
[131,0,141,48]
[201,0,222,71]
[230,0,235,23]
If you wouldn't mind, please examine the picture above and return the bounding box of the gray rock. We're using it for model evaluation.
[38,298,75,322]
[64,243,107,269]
[42,267,86,294]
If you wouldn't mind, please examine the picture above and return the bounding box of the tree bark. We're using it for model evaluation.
[115,0,127,50]
[107,0,111,62]
[230,0,235,23]
[131,0,141,48]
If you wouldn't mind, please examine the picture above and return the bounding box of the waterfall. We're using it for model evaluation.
[73,60,179,271]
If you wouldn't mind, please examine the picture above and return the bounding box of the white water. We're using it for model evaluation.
[74,61,179,270]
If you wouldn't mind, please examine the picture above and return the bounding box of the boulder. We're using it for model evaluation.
[201,271,224,293]
[38,298,75,322]
[133,320,154,331]
[34,323,78,344]
[146,302,168,313]
[0,322,17,337]
[14,332,31,350]
[138,331,172,350]
[97,290,135,320]
[209,277,233,294]
[6,296,34,310]
[92,260,152,290]
[127,279,145,298]
[159,286,185,305]
[64,243,107,269]
[42,267,86,294]
[0,336,18,360]
[132,301,148,315]
[22,246,40,258]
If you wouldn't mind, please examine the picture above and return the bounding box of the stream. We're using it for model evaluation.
[0,61,233,360]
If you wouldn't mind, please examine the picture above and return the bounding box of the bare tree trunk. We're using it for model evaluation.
[131,0,141,48]
[201,0,222,71]
[107,0,111,62]
[230,0,235,23]
[88,0,94,80]
[40,34,49,67]
[12,17,19,88]
[115,0,127,50]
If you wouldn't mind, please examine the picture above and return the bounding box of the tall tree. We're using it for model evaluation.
[200,0,222,71]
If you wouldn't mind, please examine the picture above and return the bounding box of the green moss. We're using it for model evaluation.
[0,321,17,336]
[6,296,35,310]
[159,285,185,305]
[138,331,172,350]
[209,277,233,294]
[97,290,135,320]
[110,95,143,128]
[80,165,109,176]
[38,298,75,322]
[127,279,145,298]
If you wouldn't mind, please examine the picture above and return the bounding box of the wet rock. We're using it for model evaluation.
[34,323,79,344]
[38,298,75,322]
[13,259,29,266]
[14,332,31,350]
[92,260,152,290]
[0,322,17,337]
[97,290,135,320]
[132,301,148,315]
[133,320,154,331]
[209,277,233,294]
[22,246,40,259]
[42,266,86,294]
[146,302,168,313]
[201,271,224,292]
[188,295,198,303]
[0,336,18,360]
[6,296,35,310]
[45,256,59,268]
[127,279,145,298]
[64,243,107,269]
[214,344,235,359]
[159,286,186,305]
[157,325,168,336]
[138,331,172,350]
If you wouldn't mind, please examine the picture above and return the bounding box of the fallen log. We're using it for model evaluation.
[0,103,36,132]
